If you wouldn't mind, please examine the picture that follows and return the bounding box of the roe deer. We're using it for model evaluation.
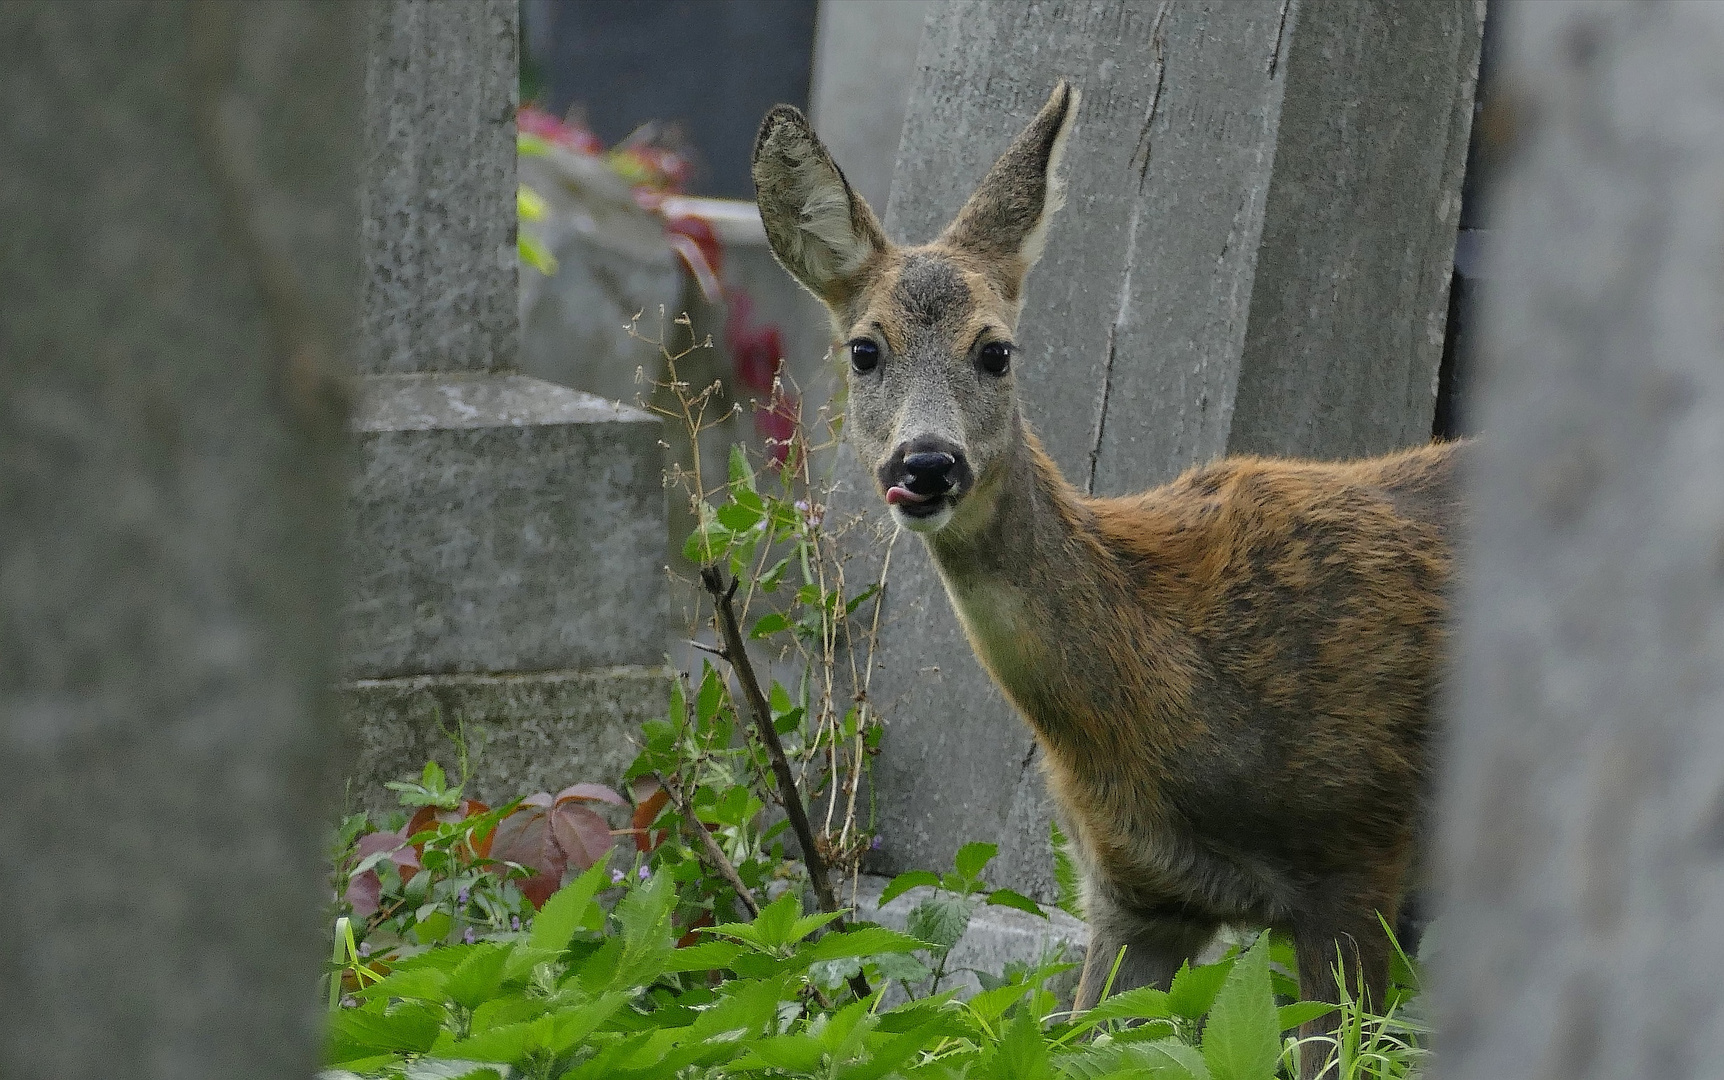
[751,81,1464,1062]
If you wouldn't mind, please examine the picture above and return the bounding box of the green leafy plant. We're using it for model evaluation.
[325,313,1431,1078]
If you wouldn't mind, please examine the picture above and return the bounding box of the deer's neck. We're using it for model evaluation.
[923,414,1129,740]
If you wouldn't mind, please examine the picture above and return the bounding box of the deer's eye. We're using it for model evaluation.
[848,338,880,374]
[979,341,1012,376]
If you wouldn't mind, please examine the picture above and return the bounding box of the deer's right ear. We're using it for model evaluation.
[751,106,888,310]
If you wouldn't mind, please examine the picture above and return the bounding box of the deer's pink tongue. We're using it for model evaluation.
[886,485,929,506]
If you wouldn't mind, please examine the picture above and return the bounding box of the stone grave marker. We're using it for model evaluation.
[344,0,669,810]
[851,0,1483,897]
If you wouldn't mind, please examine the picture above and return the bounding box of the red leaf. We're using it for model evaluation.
[348,870,382,919]
[632,787,672,853]
[490,798,568,910]
[519,872,560,909]
[556,783,627,807]
[550,803,614,871]
[355,831,404,859]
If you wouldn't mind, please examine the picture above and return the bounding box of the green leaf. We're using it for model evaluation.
[696,664,724,725]
[870,950,933,985]
[529,854,612,953]
[750,612,790,639]
[773,705,805,735]
[728,445,757,491]
[954,841,998,883]
[661,941,743,972]
[1201,934,1281,1080]
[1167,956,1233,1020]
[744,1033,827,1073]
[799,926,928,963]
[985,888,1047,919]
[967,980,1034,1027]
[413,910,452,945]
[1058,1038,1212,1080]
[445,943,510,1009]
[905,895,975,951]
[878,870,940,906]
[844,583,881,615]
[788,909,846,944]
[355,964,450,1003]
[1080,985,1172,1026]
[986,1008,1051,1079]
[716,501,763,531]
[1276,1000,1338,1032]
[327,1002,443,1062]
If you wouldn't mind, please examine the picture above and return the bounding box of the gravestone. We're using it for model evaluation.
[0,2,358,1075]
[853,0,1483,897]
[345,0,669,811]
[809,0,933,215]
[1433,4,1724,1078]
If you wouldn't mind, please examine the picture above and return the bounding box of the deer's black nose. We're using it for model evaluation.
[903,451,957,495]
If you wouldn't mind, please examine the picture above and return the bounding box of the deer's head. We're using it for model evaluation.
[751,82,1078,536]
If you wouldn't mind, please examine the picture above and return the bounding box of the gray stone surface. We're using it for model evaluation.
[809,0,932,215]
[847,875,1087,1003]
[1432,5,1724,1079]
[346,374,666,679]
[0,2,358,1075]
[344,665,672,814]
[847,0,1483,897]
[362,0,519,374]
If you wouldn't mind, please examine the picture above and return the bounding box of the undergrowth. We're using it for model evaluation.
[322,318,1429,1079]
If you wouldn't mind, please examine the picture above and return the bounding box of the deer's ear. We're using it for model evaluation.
[751,105,888,310]
[940,81,1080,299]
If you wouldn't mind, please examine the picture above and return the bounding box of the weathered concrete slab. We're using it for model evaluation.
[850,0,1483,897]
[343,665,672,813]
[346,373,666,679]
[0,2,358,1074]
[361,0,519,374]
[1433,5,1724,1078]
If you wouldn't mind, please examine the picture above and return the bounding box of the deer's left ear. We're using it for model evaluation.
[940,81,1080,301]
[751,105,889,311]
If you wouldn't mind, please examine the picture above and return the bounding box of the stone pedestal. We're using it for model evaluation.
[344,1,669,803]
[852,0,1483,897]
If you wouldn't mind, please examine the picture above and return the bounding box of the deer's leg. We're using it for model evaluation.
[1291,907,1395,1080]
[1074,895,1218,1010]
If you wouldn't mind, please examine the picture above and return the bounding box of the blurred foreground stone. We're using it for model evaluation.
[0,2,359,1075]
[1434,3,1724,1077]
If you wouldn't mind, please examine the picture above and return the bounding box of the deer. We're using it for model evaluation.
[751,80,1464,1070]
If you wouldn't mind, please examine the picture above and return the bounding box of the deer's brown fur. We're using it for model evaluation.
[752,81,1462,1063]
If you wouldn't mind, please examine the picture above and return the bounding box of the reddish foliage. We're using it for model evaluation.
[489,784,626,909]
[348,828,424,919]
[632,785,673,853]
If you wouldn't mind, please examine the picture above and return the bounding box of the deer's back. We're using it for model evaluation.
[1045,440,1467,921]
